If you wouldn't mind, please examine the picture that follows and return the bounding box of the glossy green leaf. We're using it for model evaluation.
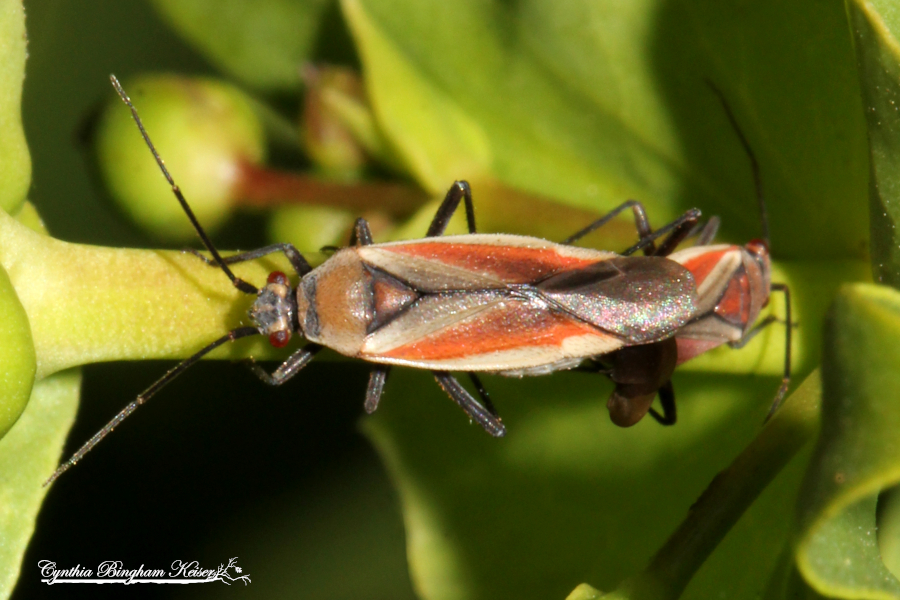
[881,488,900,579]
[343,0,867,259]
[0,371,81,599]
[0,0,28,213]
[795,284,900,598]
[847,0,900,287]
[365,371,814,600]
[151,0,334,91]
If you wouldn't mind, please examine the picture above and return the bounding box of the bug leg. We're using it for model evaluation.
[426,181,477,236]
[561,199,655,251]
[349,218,374,246]
[245,344,322,385]
[641,209,704,257]
[467,373,499,418]
[433,371,506,437]
[185,243,313,277]
[721,283,792,421]
[764,283,792,421]
[623,208,702,257]
[728,315,778,349]
[364,366,391,414]
[693,217,721,246]
[647,380,677,425]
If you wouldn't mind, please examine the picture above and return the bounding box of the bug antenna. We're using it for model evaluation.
[45,326,260,486]
[705,80,770,244]
[108,74,258,295]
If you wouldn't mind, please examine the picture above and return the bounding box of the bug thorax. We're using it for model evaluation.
[250,271,298,348]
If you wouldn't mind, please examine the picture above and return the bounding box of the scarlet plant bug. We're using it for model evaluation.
[580,88,794,426]
[667,89,792,420]
[47,76,707,484]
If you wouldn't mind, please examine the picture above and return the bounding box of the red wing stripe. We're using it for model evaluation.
[383,243,602,283]
[374,300,618,362]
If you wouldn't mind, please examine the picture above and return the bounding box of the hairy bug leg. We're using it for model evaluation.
[561,199,655,248]
[364,367,390,414]
[350,217,374,246]
[759,284,792,421]
[625,208,702,257]
[433,372,506,437]
[467,373,499,418]
[185,243,313,277]
[692,217,721,247]
[348,216,397,416]
[426,181,477,236]
[647,381,676,425]
[245,344,322,385]
[561,200,704,259]
[423,183,508,424]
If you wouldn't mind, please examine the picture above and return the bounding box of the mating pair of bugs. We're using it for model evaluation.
[47,76,792,484]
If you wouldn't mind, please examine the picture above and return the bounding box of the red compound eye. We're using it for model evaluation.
[269,330,291,348]
[267,271,289,286]
[746,239,769,257]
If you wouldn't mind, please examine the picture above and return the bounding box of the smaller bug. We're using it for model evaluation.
[667,89,792,420]
[576,87,793,426]
[46,76,708,485]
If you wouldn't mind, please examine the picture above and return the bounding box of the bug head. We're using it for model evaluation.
[746,238,771,274]
[249,271,299,348]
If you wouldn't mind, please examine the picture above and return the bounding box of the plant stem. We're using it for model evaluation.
[613,373,822,600]
[235,161,427,215]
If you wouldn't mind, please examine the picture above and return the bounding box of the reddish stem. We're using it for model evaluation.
[235,161,426,215]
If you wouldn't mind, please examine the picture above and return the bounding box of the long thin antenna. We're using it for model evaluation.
[706,80,769,243]
[109,74,258,295]
[45,326,260,486]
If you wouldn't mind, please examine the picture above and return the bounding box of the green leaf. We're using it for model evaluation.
[150,0,335,91]
[343,0,867,259]
[342,0,492,194]
[0,0,28,214]
[365,371,808,600]
[794,284,900,598]
[0,370,81,599]
[338,1,875,598]
[847,0,900,287]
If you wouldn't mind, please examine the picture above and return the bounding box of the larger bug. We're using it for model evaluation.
[47,76,710,484]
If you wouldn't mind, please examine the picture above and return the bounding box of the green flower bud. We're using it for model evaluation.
[95,74,266,241]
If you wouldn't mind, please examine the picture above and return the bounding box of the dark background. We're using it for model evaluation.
[14,1,417,598]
